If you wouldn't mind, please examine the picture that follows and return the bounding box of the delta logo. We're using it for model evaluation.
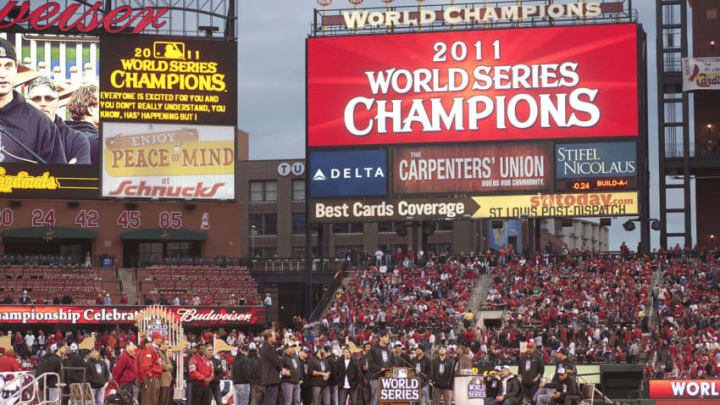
[309,150,387,198]
[312,167,385,182]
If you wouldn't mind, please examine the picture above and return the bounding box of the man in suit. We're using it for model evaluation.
[337,347,361,405]
[259,329,289,405]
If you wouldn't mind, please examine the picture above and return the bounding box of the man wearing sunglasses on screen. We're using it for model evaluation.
[26,76,91,165]
[0,38,66,164]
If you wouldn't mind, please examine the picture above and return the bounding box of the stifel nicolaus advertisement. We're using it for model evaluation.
[392,143,550,194]
[308,24,638,147]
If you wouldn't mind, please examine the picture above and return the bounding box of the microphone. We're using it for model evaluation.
[0,124,48,164]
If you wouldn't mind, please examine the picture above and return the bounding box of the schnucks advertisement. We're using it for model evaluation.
[471,191,638,218]
[0,31,100,198]
[392,143,551,194]
[309,149,387,198]
[102,123,235,200]
[100,35,237,126]
[0,305,265,325]
[308,24,638,147]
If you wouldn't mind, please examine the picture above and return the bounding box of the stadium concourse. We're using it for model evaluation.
[0,245,718,405]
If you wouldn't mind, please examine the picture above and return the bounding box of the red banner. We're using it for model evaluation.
[392,143,551,194]
[649,380,720,399]
[308,24,638,147]
[0,305,265,325]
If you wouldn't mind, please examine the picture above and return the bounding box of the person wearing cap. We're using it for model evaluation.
[360,342,373,405]
[368,330,393,405]
[86,347,110,405]
[139,332,164,405]
[210,344,227,405]
[247,342,264,405]
[36,343,66,402]
[299,347,313,405]
[431,346,454,405]
[486,366,521,405]
[484,366,502,401]
[232,345,251,405]
[542,369,581,405]
[411,345,431,405]
[325,344,342,405]
[310,346,331,405]
[0,38,67,164]
[189,344,214,405]
[519,342,544,402]
[259,329,289,405]
[536,349,576,405]
[280,341,303,405]
[63,342,87,405]
[112,341,138,403]
[25,75,91,164]
[391,341,409,367]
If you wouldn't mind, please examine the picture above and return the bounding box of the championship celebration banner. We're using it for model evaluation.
[471,191,638,218]
[650,380,720,400]
[682,57,720,91]
[308,24,639,147]
[392,143,551,194]
[0,305,265,325]
[102,123,235,199]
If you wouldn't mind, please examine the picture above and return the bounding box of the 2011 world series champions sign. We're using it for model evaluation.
[380,368,421,403]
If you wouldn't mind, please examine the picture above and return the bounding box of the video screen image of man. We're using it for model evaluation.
[0,38,67,164]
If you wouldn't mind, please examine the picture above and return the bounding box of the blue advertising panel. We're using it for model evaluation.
[555,142,637,179]
[309,150,387,198]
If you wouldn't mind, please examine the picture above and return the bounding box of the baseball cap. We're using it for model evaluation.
[494,365,502,372]
[151,332,164,340]
[502,365,512,371]
[248,343,257,350]
[0,39,16,61]
[70,343,78,352]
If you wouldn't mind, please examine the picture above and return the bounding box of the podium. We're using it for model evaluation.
[454,371,486,405]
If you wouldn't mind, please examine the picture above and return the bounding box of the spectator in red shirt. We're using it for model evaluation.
[112,341,138,399]
[0,347,21,372]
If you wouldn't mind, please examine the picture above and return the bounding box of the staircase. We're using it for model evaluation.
[648,263,664,328]
[456,274,493,332]
[117,267,139,305]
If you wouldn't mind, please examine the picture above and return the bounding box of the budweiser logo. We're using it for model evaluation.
[108,180,225,198]
[175,308,259,323]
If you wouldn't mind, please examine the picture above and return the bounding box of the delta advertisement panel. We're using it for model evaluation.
[0,31,100,198]
[309,149,387,198]
[392,143,550,194]
[308,24,638,147]
[102,123,234,200]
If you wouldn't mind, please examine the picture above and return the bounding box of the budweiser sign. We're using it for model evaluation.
[0,1,168,33]
[0,305,265,325]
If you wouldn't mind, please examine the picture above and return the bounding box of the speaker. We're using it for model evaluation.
[9,200,21,207]
[561,219,573,227]
[125,202,138,210]
[184,203,196,210]
[600,365,644,399]
[599,218,611,227]
[68,201,80,208]
[491,220,504,229]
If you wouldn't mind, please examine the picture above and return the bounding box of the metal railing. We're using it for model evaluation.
[252,258,341,272]
[1,371,61,405]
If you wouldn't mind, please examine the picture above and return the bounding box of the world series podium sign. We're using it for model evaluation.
[380,368,422,403]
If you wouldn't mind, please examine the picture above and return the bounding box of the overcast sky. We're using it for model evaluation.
[237,1,695,251]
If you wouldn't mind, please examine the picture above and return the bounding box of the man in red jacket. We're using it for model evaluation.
[0,347,21,372]
[139,332,164,405]
[189,344,214,405]
[112,342,138,400]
